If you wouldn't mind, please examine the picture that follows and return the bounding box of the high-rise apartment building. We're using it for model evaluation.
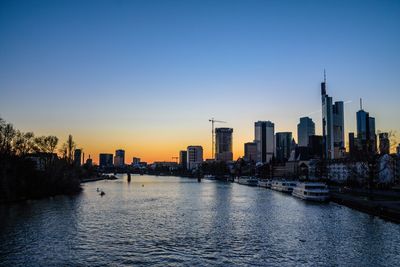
[187,146,203,170]
[215,128,233,161]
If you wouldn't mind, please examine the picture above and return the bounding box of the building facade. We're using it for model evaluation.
[297,117,315,147]
[321,75,345,159]
[244,142,257,162]
[74,149,82,166]
[179,150,187,169]
[99,153,113,167]
[356,102,377,154]
[114,149,125,167]
[187,146,203,170]
[275,132,292,162]
[215,127,233,161]
[254,121,275,163]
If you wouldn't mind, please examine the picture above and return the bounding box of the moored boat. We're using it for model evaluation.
[237,176,259,186]
[292,182,330,202]
[271,180,297,193]
[258,179,269,188]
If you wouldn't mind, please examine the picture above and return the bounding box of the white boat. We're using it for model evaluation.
[271,180,297,193]
[204,174,216,180]
[258,179,269,188]
[237,176,259,186]
[292,182,330,202]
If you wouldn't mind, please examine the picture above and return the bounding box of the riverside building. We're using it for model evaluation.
[254,121,275,163]
[215,128,233,161]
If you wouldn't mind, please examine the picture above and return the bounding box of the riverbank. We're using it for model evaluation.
[330,192,400,224]
[81,177,106,183]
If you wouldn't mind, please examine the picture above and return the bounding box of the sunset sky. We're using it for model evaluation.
[1,0,399,163]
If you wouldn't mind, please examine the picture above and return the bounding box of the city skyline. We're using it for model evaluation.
[1,0,399,163]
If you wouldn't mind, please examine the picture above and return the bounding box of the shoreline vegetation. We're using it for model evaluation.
[0,117,86,204]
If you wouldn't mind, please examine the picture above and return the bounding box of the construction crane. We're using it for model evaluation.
[208,118,227,160]
[172,156,179,163]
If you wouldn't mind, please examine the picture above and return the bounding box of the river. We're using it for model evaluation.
[0,175,399,266]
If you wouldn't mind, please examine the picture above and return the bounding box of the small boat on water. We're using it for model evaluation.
[237,176,259,186]
[292,182,330,202]
[204,174,216,180]
[100,191,105,196]
[271,180,297,193]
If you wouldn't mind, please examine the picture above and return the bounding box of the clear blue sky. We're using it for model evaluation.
[1,0,399,162]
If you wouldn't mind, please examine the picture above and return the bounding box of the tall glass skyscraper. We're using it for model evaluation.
[356,100,376,154]
[321,74,345,159]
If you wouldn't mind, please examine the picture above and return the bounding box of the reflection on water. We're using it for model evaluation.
[1,175,399,266]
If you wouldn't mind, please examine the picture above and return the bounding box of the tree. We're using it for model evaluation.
[59,135,75,164]
[13,131,35,156]
[34,136,59,153]
[0,119,16,156]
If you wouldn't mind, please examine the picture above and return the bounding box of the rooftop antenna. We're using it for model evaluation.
[360,98,363,110]
[324,69,326,83]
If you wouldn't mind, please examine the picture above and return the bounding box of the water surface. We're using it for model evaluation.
[1,175,399,266]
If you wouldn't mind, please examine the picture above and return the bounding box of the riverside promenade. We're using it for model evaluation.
[330,187,400,223]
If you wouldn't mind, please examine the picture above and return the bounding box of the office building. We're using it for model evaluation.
[244,142,257,162]
[187,146,203,170]
[309,135,323,159]
[379,133,390,154]
[254,121,275,163]
[114,149,125,167]
[321,73,345,159]
[356,99,377,154]
[99,153,113,167]
[179,150,187,169]
[74,149,82,166]
[132,157,141,165]
[215,128,233,161]
[275,132,292,162]
[297,117,315,147]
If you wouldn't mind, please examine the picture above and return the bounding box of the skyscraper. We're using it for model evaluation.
[321,72,345,159]
[215,128,233,161]
[179,150,187,169]
[244,142,257,162]
[275,132,292,162]
[297,117,315,147]
[99,153,113,167]
[356,99,376,154]
[187,146,203,170]
[254,121,275,163]
[114,149,125,167]
[74,149,82,166]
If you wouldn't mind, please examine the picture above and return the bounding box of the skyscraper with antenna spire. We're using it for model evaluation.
[321,71,345,159]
